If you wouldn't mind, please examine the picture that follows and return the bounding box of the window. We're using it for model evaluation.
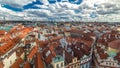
[81,65,84,68]
[61,63,63,67]
[113,63,114,66]
[106,62,108,65]
[118,63,120,65]
[74,65,76,67]
[74,58,77,62]
[109,63,111,65]
[86,63,88,68]
[56,64,59,68]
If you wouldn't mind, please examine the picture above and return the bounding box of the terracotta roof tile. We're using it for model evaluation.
[0,30,6,35]
[11,58,24,68]
[42,47,57,65]
[108,40,120,50]
[35,52,45,68]
[45,54,53,65]
[25,40,35,45]
[23,61,31,68]
[44,34,57,37]
[0,40,14,56]
[39,40,48,49]
[50,36,63,42]
[27,46,38,59]
[15,47,24,57]
[65,50,74,64]
[0,61,4,68]
[96,46,104,53]
[99,53,108,59]
[72,46,84,59]
[42,48,49,58]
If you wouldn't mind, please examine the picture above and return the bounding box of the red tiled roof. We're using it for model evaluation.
[42,48,49,58]
[108,40,120,50]
[35,52,45,68]
[27,46,38,59]
[99,53,108,59]
[72,45,84,59]
[45,54,53,65]
[80,45,90,55]
[96,46,104,53]
[42,47,57,65]
[97,39,108,46]
[23,61,31,68]
[50,36,63,42]
[0,30,6,35]
[66,37,74,44]
[15,47,24,57]
[25,40,35,45]
[0,61,4,68]
[0,40,14,56]
[39,40,48,49]
[11,58,24,68]
[49,42,59,48]
[44,34,57,37]
[0,27,33,56]
[65,50,74,64]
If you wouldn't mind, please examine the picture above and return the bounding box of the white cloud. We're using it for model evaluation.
[40,0,49,5]
[0,0,120,22]
[0,0,35,8]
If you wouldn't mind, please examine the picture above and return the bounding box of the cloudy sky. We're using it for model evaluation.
[0,0,120,22]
